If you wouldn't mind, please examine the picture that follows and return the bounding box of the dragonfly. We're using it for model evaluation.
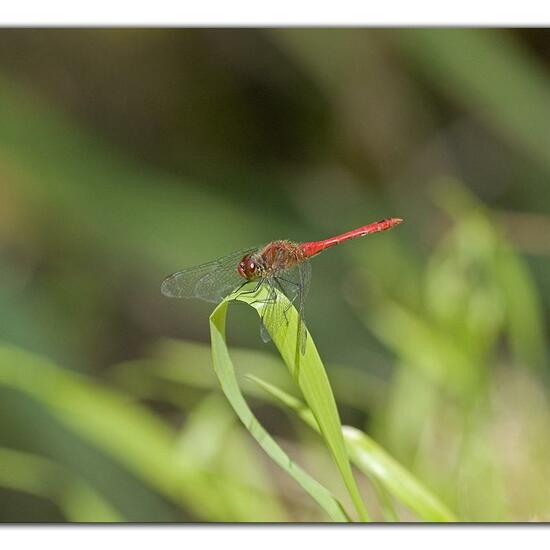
[161,217,403,353]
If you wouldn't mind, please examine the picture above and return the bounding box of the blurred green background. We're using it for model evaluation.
[1,28,550,522]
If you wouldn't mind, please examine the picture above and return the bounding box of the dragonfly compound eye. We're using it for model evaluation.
[237,260,247,278]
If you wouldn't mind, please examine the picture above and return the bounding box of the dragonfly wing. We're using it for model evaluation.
[297,262,312,352]
[260,262,312,352]
[161,247,257,303]
[274,262,311,312]
[259,279,285,344]
[273,262,311,353]
[194,263,245,303]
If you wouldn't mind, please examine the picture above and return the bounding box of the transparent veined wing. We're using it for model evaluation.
[260,261,312,353]
[161,247,258,303]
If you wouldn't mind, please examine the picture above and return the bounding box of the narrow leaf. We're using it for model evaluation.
[248,374,458,522]
[209,297,350,522]
[0,447,122,522]
[234,284,369,521]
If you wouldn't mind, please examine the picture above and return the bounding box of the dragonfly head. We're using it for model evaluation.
[238,254,262,280]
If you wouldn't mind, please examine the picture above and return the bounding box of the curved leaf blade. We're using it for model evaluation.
[248,374,458,522]
[233,284,369,521]
[209,296,350,522]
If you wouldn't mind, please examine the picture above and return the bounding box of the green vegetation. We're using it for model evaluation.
[0,28,549,522]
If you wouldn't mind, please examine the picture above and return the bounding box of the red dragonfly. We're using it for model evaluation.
[161,217,402,352]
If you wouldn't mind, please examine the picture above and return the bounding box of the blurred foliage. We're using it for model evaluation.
[0,28,550,522]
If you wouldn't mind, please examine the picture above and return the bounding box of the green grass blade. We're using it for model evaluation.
[342,426,457,522]
[178,394,289,522]
[216,283,369,522]
[434,180,548,371]
[113,339,387,414]
[247,374,458,522]
[370,476,400,522]
[0,343,261,521]
[0,447,122,522]
[209,298,350,522]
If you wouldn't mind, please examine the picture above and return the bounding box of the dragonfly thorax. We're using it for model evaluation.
[237,241,303,280]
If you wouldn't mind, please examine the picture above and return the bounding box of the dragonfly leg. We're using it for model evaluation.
[275,275,301,312]
[248,280,278,307]
[234,279,265,300]
[274,278,297,324]
[277,276,300,288]
[249,292,278,306]
[258,280,282,344]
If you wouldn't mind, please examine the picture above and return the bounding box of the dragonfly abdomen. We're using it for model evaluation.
[299,217,402,258]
